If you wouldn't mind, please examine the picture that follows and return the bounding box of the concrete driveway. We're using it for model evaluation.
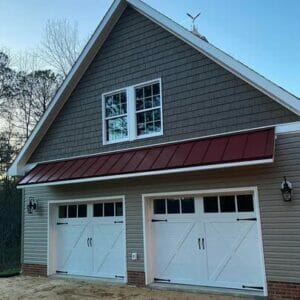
[0,275,250,300]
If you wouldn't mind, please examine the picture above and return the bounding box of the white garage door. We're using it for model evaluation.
[150,193,265,292]
[55,200,125,280]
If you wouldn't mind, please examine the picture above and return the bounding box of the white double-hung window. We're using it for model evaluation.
[102,79,162,144]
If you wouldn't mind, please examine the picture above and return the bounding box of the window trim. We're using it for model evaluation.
[102,78,163,145]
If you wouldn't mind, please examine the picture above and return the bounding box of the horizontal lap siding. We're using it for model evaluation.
[29,6,299,163]
[24,133,300,282]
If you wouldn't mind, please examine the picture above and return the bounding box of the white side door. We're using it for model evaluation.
[91,201,125,279]
[151,198,207,285]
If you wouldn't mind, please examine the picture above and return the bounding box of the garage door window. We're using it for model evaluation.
[203,194,254,213]
[237,195,254,212]
[203,196,218,213]
[153,198,195,214]
[167,199,180,214]
[220,196,235,212]
[58,204,87,218]
[93,202,123,217]
[181,198,195,213]
[78,204,87,218]
[115,202,123,216]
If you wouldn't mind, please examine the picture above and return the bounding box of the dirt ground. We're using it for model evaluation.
[0,275,249,300]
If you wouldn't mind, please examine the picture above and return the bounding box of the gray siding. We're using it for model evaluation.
[29,6,299,163]
[24,133,300,283]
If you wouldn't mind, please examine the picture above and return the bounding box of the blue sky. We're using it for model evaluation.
[0,0,299,97]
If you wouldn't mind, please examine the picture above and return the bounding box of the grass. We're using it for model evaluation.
[0,267,20,277]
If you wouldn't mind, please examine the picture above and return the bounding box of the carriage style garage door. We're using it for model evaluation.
[55,200,125,280]
[149,192,266,293]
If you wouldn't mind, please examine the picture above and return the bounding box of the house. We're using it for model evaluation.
[8,0,300,298]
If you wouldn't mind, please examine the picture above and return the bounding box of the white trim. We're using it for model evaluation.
[253,187,268,297]
[18,158,273,188]
[47,195,127,283]
[142,187,268,296]
[102,78,163,145]
[9,0,300,176]
[275,121,300,135]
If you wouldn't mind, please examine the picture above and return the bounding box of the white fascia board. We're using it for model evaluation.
[276,121,300,135]
[17,158,273,189]
[127,0,300,115]
[7,0,125,177]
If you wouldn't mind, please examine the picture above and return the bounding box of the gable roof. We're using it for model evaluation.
[8,0,300,176]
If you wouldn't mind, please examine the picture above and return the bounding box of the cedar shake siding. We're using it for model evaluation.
[29,6,299,163]
[23,133,300,284]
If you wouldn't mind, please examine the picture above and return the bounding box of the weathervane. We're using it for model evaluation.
[187,12,201,32]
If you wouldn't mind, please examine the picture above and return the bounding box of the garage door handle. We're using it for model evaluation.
[87,238,90,247]
[202,238,205,250]
[90,237,93,247]
[198,238,201,249]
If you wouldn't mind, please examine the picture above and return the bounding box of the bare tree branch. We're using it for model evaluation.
[38,19,84,77]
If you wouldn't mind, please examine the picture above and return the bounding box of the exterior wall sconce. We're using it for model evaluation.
[281,177,292,202]
[27,197,37,214]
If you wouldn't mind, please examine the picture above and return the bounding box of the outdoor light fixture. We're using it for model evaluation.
[281,177,292,202]
[27,197,37,214]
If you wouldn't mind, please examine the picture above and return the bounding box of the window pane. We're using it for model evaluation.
[78,204,87,218]
[220,196,236,212]
[153,95,160,107]
[181,198,195,213]
[106,117,128,141]
[104,203,114,217]
[153,199,166,214]
[237,195,254,212]
[105,92,127,117]
[93,203,103,217]
[204,196,218,213]
[68,205,77,218]
[136,87,143,99]
[153,83,160,95]
[167,199,180,214]
[59,206,67,218]
[144,85,152,97]
[136,109,161,136]
[115,202,123,216]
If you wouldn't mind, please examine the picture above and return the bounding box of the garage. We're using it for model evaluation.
[144,189,267,293]
[52,199,125,280]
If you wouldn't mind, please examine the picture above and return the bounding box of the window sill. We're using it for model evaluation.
[103,131,163,146]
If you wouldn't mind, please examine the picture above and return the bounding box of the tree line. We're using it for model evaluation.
[0,19,85,176]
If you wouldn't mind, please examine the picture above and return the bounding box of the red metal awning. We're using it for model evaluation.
[19,128,275,186]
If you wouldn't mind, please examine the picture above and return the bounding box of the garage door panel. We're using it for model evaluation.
[56,223,92,275]
[204,219,263,288]
[153,221,206,285]
[93,222,125,278]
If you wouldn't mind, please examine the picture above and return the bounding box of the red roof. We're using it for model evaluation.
[19,128,275,186]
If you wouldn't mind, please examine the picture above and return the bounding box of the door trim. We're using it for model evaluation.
[142,187,267,296]
[47,195,127,282]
